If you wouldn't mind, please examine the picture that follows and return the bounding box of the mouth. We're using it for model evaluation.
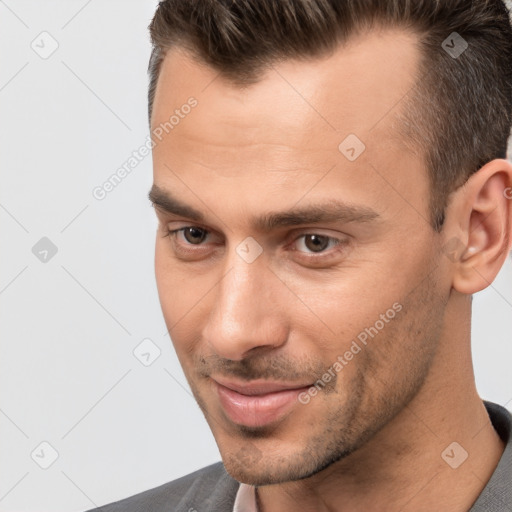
[212,377,312,428]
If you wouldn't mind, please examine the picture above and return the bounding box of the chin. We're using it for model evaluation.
[219,443,317,486]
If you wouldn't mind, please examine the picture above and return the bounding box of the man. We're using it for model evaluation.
[88,0,512,510]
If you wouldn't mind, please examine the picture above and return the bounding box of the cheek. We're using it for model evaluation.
[280,268,399,343]
[155,240,195,336]
[281,273,411,399]
[154,239,213,360]
[155,240,177,315]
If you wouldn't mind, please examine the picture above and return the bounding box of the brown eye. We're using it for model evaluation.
[303,234,330,253]
[182,227,208,244]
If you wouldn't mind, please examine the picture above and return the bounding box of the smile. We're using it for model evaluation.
[212,378,311,428]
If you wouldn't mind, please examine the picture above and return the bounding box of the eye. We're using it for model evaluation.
[294,234,342,254]
[162,225,219,261]
[176,226,208,244]
[165,226,211,245]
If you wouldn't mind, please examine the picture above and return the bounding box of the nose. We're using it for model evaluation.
[201,247,288,361]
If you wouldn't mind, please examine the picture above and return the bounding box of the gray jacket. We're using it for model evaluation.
[85,401,512,511]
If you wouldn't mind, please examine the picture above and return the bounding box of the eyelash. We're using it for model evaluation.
[162,226,347,262]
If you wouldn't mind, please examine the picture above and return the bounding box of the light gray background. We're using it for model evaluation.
[0,1,511,511]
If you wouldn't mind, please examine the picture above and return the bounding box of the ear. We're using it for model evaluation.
[447,159,512,295]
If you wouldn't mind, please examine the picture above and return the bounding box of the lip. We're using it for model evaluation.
[212,378,311,428]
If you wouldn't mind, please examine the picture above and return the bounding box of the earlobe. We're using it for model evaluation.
[451,159,512,295]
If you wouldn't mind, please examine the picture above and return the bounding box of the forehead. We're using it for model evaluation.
[149,26,428,228]
[151,26,421,151]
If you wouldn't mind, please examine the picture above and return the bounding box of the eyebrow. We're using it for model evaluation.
[148,184,380,231]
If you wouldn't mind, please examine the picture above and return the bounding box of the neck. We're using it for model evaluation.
[257,294,505,512]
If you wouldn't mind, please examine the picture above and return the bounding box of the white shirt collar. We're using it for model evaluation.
[233,482,258,512]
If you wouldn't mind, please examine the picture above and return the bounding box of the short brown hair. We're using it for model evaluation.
[148,0,512,231]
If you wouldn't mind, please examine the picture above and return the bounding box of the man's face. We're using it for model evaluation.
[151,28,450,485]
